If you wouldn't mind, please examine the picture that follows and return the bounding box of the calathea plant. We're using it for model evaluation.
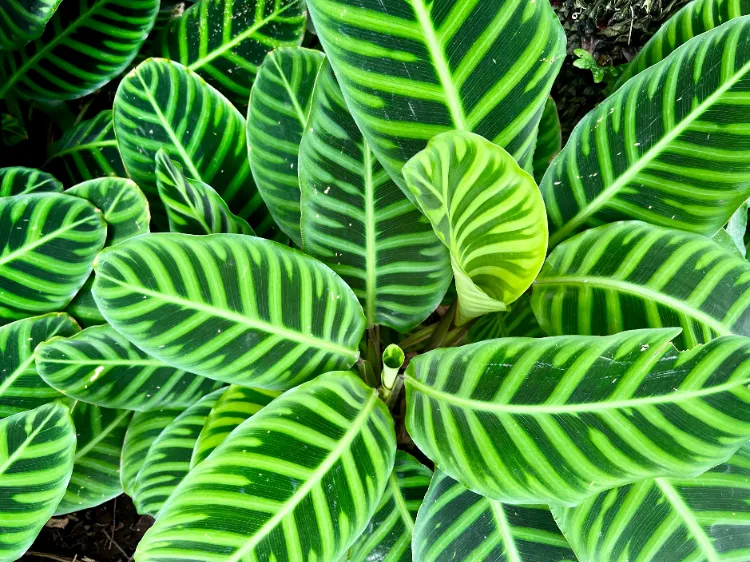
[1,0,750,560]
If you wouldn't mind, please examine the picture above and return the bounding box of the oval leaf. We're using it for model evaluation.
[0,0,62,50]
[0,167,61,195]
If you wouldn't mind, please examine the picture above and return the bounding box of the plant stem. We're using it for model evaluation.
[366,325,382,384]
[425,300,457,351]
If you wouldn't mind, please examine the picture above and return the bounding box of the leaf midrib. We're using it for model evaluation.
[48,140,118,159]
[0,405,61,476]
[363,144,377,327]
[270,53,308,126]
[487,500,521,562]
[74,408,131,461]
[389,473,415,533]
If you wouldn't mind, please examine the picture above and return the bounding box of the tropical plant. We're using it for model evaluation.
[2,0,750,561]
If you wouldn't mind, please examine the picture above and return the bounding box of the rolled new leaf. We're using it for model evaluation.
[0,0,62,50]
[92,233,365,388]
[406,328,750,506]
[0,167,61,195]
[135,371,396,562]
[403,131,548,324]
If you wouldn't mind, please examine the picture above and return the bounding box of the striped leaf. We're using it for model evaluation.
[55,402,132,515]
[155,149,255,235]
[132,388,224,517]
[0,314,78,419]
[92,233,366,389]
[158,0,307,108]
[542,17,750,247]
[191,384,279,468]
[65,277,104,326]
[0,193,106,322]
[135,371,396,562]
[0,0,159,101]
[114,58,272,234]
[0,402,75,562]
[46,111,127,186]
[532,221,750,350]
[405,328,750,506]
[0,167,61,195]
[306,0,565,193]
[248,47,325,245]
[300,62,451,332]
[0,0,61,50]
[720,198,749,257]
[36,324,223,412]
[533,97,562,183]
[466,293,543,344]
[120,407,184,496]
[553,442,750,562]
[347,451,431,562]
[414,470,576,562]
[1,114,27,147]
[402,131,548,324]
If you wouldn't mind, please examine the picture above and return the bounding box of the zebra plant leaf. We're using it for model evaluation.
[300,62,451,332]
[0,0,61,50]
[46,111,127,185]
[466,293,543,344]
[155,149,255,235]
[1,114,27,147]
[0,314,78,418]
[721,198,749,257]
[542,17,750,247]
[414,470,576,562]
[347,451,432,562]
[55,403,132,515]
[158,0,307,108]
[0,0,159,101]
[402,131,548,324]
[36,324,223,412]
[92,233,365,389]
[533,221,750,350]
[553,442,750,562]
[0,402,75,562]
[65,278,104,326]
[248,47,325,245]
[0,167,62,195]
[132,388,224,517]
[306,0,565,193]
[191,384,279,468]
[135,371,396,562]
[405,328,750,506]
[533,97,562,183]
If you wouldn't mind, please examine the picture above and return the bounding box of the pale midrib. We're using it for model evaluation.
[74,409,132,461]
[48,140,118,159]
[364,145,377,327]
[0,355,35,396]
[270,55,307,126]
[488,501,521,562]
[0,216,95,267]
[533,275,732,336]
[42,358,166,367]
[0,406,59,476]
[96,271,359,360]
[389,474,415,533]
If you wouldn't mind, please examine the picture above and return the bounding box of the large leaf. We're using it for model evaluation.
[0,0,61,50]
[405,328,750,506]
[0,402,75,562]
[402,131,548,324]
[36,324,223,412]
[158,0,307,108]
[55,402,132,515]
[466,293,543,344]
[64,277,104,326]
[306,0,565,193]
[414,470,575,562]
[533,97,562,183]
[92,233,366,389]
[542,18,750,247]
[300,62,451,332]
[0,167,61,195]
[553,442,750,562]
[45,110,127,185]
[0,314,78,418]
[0,0,159,101]
[248,47,325,245]
[532,221,750,350]
[135,371,396,562]
[348,451,432,562]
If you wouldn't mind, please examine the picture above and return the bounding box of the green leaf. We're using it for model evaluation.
[402,131,548,324]
[532,221,750,350]
[466,293,543,344]
[248,47,325,245]
[1,114,27,147]
[132,388,224,517]
[0,402,75,562]
[135,371,396,562]
[155,149,255,235]
[721,198,749,257]
[158,0,307,108]
[0,0,61,50]
[0,0,159,101]
[542,18,750,247]
[414,470,576,562]
[114,58,272,234]
[191,384,279,468]
[55,402,132,515]
[0,193,107,321]
[120,407,184,497]
[348,451,432,562]
[405,328,750,506]
[533,97,562,183]
[64,277,104,326]
[92,233,366,389]
[0,314,78,418]
[300,62,451,332]
[45,110,127,186]
[553,442,750,562]
[0,167,62,195]
[36,324,223,412]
